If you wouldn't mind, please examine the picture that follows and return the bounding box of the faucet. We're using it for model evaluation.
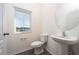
[62,31,66,37]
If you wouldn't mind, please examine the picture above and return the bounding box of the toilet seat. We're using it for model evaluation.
[31,41,43,48]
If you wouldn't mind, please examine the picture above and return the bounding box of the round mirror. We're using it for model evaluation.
[55,4,79,32]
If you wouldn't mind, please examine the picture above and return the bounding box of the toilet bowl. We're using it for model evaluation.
[31,34,48,54]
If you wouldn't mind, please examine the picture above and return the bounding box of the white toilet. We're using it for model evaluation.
[31,34,48,54]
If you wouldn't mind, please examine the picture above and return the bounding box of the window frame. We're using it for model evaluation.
[14,6,32,34]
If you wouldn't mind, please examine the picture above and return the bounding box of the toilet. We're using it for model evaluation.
[31,34,48,54]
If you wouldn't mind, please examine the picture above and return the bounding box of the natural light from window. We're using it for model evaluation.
[14,7,32,33]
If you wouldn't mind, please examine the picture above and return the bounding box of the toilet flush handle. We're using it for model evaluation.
[3,33,9,36]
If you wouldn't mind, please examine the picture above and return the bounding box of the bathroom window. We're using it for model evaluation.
[14,7,32,33]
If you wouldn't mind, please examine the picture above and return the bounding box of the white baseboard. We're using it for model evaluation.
[7,47,53,55]
[45,48,53,55]
[7,47,32,55]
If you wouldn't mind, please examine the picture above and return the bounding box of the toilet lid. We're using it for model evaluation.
[31,41,43,47]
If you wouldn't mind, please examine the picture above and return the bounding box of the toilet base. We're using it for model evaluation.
[34,47,44,55]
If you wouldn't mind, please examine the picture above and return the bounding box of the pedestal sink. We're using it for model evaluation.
[50,34,78,45]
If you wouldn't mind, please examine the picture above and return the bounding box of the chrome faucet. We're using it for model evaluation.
[62,31,66,37]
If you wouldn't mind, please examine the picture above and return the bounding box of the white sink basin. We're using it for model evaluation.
[50,35,78,45]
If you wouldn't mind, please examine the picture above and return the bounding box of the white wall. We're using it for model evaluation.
[56,4,79,32]
[41,3,79,55]
[4,3,68,55]
[40,3,68,55]
[3,3,42,54]
[0,4,3,36]
[40,3,60,34]
[55,4,79,55]
[3,3,78,55]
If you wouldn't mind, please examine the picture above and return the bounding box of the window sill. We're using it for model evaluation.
[14,30,32,34]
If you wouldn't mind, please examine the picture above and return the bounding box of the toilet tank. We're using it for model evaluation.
[40,34,48,43]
